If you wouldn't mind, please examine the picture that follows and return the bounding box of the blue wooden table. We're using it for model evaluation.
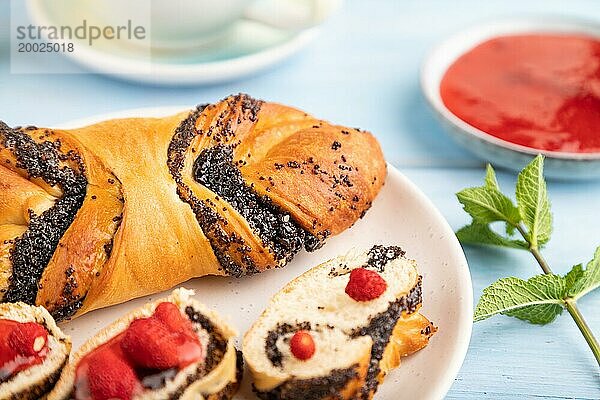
[1,1,599,398]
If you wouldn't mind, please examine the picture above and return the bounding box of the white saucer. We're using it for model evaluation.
[26,0,320,85]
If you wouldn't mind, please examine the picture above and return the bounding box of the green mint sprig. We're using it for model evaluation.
[456,155,600,366]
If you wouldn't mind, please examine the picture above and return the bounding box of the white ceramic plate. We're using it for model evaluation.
[56,107,472,399]
[26,0,320,85]
[421,16,600,179]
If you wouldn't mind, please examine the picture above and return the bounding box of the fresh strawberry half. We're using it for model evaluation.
[153,302,196,339]
[8,322,48,356]
[345,267,388,302]
[87,349,138,400]
[120,317,180,370]
[290,330,316,360]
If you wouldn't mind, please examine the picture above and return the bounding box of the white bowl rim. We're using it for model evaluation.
[421,14,600,161]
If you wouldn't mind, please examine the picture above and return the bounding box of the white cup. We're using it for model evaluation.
[78,0,342,49]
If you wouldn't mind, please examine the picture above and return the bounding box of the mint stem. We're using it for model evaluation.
[516,224,553,274]
[565,299,600,367]
[516,224,600,367]
[530,246,553,275]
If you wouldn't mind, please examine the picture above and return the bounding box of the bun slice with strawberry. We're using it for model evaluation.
[243,245,437,400]
[47,288,241,400]
[0,302,71,399]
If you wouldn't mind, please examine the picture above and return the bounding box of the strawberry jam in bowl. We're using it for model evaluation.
[422,17,600,179]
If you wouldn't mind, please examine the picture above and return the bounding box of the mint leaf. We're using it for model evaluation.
[568,246,600,300]
[565,264,584,291]
[485,164,500,191]
[515,155,552,248]
[457,187,520,226]
[483,165,519,235]
[474,275,566,324]
[456,222,527,250]
[504,303,564,324]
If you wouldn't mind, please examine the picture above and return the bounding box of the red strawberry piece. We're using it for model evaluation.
[153,302,195,338]
[345,267,387,302]
[120,317,179,370]
[173,335,204,367]
[0,325,17,365]
[87,349,138,400]
[8,322,48,356]
[290,330,316,361]
[153,303,203,366]
[0,342,17,370]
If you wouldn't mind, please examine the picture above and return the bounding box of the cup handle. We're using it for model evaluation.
[243,0,343,30]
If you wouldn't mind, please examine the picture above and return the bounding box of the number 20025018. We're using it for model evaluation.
[17,42,74,53]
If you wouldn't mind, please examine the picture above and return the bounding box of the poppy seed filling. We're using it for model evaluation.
[365,245,406,272]
[254,366,358,400]
[0,123,87,305]
[264,321,312,368]
[351,276,423,398]
[185,306,228,371]
[167,105,248,276]
[168,105,252,277]
[193,144,318,263]
[167,95,322,277]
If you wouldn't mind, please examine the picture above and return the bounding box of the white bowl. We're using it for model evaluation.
[421,16,600,180]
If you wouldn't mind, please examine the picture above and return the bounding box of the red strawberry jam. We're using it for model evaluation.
[0,320,49,381]
[74,302,204,400]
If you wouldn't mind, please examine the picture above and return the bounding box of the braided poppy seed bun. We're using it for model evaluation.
[1,94,385,321]
[0,302,71,400]
[47,288,241,400]
[243,245,436,400]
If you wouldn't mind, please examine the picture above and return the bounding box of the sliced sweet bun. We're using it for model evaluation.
[47,288,241,400]
[243,245,437,400]
[0,302,71,400]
